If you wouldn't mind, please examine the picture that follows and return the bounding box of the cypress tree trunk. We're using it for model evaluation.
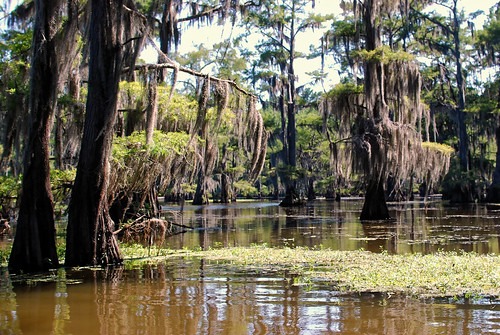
[487,118,500,202]
[0,97,20,175]
[220,144,232,203]
[145,71,158,146]
[8,0,62,273]
[359,0,391,221]
[193,168,209,205]
[270,154,279,200]
[65,0,123,267]
[452,1,469,172]
[360,177,390,220]
[279,4,302,207]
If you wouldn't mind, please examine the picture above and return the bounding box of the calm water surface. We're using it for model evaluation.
[162,198,500,254]
[1,199,500,334]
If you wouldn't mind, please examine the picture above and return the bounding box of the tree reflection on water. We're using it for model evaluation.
[1,199,500,334]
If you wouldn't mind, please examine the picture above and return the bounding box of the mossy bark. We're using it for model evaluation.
[8,0,63,273]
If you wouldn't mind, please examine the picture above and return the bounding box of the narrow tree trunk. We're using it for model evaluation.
[54,108,64,169]
[270,153,279,199]
[145,71,158,146]
[65,0,123,267]
[452,0,469,172]
[279,7,301,207]
[220,144,232,203]
[8,0,61,273]
[487,118,500,202]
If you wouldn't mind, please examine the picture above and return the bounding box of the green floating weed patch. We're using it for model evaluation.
[123,245,500,299]
[205,247,500,298]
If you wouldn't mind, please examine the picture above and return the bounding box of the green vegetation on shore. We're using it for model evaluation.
[121,245,500,299]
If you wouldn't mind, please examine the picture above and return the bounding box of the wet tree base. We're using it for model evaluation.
[360,179,391,221]
[487,184,500,203]
[279,193,306,207]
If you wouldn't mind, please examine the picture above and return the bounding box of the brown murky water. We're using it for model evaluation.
[1,199,500,334]
[162,199,500,254]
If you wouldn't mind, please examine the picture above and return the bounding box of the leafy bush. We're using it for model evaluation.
[233,180,258,197]
[50,169,76,217]
[0,175,21,218]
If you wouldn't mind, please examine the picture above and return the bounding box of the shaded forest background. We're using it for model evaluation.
[1,0,500,272]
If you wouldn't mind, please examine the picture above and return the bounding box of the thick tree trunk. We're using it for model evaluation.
[65,0,123,267]
[360,177,390,221]
[193,169,209,205]
[8,0,61,273]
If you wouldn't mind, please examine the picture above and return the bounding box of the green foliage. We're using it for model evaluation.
[330,19,357,37]
[441,158,488,202]
[421,142,454,155]
[0,29,31,111]
[261,108,281,131]
[297,109,323,129]
[228,165,246,175]
[181,183,197,194]
[119,81,146,105]
[0,176,20,199]
[476,3,500,66]
[50,169,76,217]
[0,29,32,63]
[0,175,21,215]
[324,82,363,99]
[0,243,11,267]
[352,46,415,64]
[111,130,198,202]
[158,88,198,126]
[116,246,500,299]
[112,131,193,163]
[233,180,258,197]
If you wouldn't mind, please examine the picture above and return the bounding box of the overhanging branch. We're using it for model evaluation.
[124,62,254,97]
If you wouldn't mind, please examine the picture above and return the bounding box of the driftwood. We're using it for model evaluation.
[114,216,193,246]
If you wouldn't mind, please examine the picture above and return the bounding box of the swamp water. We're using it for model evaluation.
[1,199,500,334]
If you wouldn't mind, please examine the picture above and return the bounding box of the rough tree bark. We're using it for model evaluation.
[8,0,65,273]
[359,0,391,220]
[279,1,302,207]
[65,0,124,267]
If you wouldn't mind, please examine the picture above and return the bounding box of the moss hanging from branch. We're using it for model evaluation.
[118,30,267,206]
[321,57,452,210]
